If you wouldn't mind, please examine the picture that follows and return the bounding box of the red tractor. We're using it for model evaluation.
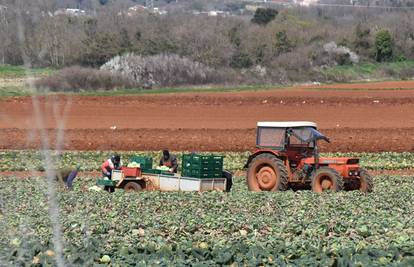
[245,122,373,192]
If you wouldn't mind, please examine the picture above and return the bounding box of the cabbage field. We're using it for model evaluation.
[2,150,414,172]
[0,151,414,266]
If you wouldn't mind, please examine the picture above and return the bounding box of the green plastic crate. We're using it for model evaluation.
[96,179,116,187]
[182,169,222,178]
[143,169,174,176]
[182,154,224,174]
[130,156,153,170]
[184,161,223,168]
[182,154,223,165]
[143,169,161,174]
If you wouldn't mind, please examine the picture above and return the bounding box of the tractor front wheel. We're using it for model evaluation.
[247,154,288,192]
[359,168,373,193]
[124,181,143,192]
[311,168,344,193]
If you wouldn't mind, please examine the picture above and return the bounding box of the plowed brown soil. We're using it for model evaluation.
[1,81,414,152]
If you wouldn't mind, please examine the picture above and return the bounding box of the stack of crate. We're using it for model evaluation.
[181,154,223,178]
[129,156,153,171]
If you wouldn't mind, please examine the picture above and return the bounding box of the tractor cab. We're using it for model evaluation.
[256,121,329,167]
[246,121,373,193]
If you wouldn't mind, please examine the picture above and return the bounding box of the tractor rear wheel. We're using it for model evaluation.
[124,181,143,192]
[311,168,344,193]
[359,168,373,193]
[247,154,288,192]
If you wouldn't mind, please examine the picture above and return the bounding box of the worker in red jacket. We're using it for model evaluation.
[101,154,122,193]
[101,154,122,179]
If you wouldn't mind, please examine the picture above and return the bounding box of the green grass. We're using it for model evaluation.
[0,84,282,99]
[311,87,414,91]
[0,65,54,98]
[1,61,413,99]
[0,86,32,98]
[0,84,285,99]
[0,65,53,78]
[319,60,414,82]
[74,84,287,96]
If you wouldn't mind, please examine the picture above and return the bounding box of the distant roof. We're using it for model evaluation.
[257,121,317,128]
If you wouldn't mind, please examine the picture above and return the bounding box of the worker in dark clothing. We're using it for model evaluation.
[159,150,178,173]
[54,165,81,190]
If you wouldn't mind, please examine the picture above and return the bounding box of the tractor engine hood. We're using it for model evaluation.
[302,157,360,165]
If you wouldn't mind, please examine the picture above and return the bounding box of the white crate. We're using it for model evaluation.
[111,170,124,182]
[158,175,226,192]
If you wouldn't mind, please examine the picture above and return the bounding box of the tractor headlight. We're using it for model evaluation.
[348,170,359,176]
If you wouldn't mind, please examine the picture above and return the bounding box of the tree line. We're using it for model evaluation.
[0,1,413,82]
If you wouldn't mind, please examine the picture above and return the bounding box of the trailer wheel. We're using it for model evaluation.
[311,167,344,193]
[124,182,143,192]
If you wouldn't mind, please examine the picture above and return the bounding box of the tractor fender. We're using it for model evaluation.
[244,150,285,169]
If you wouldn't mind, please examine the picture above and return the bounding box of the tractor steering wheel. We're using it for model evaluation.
[300,148,309,158]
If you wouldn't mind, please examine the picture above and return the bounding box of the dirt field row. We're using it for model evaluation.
[0,127,413,152]
[1,81,414,152]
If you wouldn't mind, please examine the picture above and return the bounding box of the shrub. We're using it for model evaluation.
[379,66,396,77]
[101,54,224,88]
[230,51,253,69]
[399,67,414,80]
[375,29,394,62]
[251,8,278,25]
[34,66,136,92]
[81,32,123,67]
[353,23,372,57]
[323,42,360,65]
[274,31,295,56]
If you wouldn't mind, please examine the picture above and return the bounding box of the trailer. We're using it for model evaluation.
[96,167,232,192]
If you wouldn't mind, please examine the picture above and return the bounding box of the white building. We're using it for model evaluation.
[54,8,86,17]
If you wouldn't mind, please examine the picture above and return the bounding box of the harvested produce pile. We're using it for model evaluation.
[0,175,413,266]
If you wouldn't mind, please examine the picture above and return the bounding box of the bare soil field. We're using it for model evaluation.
[1,81,414,152]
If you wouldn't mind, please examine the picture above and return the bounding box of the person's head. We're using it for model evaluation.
[111,153,121,164]
[162,149,170,160]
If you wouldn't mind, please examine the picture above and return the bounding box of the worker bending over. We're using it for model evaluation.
[101,154,122,179]
[54,165,80,190]
[159,150,178,173]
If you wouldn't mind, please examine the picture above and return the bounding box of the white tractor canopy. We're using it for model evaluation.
[257,121,317,128]
[256,121,328,148]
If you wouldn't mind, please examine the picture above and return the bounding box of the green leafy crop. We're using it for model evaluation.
[1,150,414,172]
[0,174,413,266]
